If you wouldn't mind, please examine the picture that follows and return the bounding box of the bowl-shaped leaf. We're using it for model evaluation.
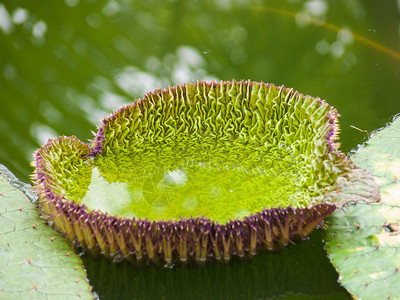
[33,80,380,265]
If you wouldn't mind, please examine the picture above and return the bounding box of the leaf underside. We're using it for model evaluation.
[325,114,400,299]
[0,164,93,300]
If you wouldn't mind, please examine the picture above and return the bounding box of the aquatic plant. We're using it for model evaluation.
[325,114,400,299]
[0,164,93,298]
[32,80,379,265]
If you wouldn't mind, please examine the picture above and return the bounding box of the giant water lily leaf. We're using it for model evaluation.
[0,164,93,299]
[32,80,379,265]
[325,114,400,299]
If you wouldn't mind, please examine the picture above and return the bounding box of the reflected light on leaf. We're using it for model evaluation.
[12,7,29,25]
[30,123,59,146]
[0,4,13,34]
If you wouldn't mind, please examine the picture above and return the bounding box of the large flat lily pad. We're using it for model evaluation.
[0,164,93,299]
[325,114,400,299]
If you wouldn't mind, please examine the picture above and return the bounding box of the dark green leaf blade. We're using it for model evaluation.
[325,114,400,299]
[0,164,93,299]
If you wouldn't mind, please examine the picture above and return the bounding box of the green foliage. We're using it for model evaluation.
[36,80,359,222]
[32,80,379,264]
[325,115,400,299]
[95,81,341,217]
[0,164,93,300]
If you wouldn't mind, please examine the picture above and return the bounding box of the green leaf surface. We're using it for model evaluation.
[325,114,400,299]
[0,164,93,300]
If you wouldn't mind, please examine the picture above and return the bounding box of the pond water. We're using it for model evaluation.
[1,0,400,299]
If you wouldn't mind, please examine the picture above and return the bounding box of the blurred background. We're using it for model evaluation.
[1,0,400,298]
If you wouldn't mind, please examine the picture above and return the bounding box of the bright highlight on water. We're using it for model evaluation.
[77,142,303,223]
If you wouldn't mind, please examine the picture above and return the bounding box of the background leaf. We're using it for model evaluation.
[325,114,400,299]
[0,164,93,300]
